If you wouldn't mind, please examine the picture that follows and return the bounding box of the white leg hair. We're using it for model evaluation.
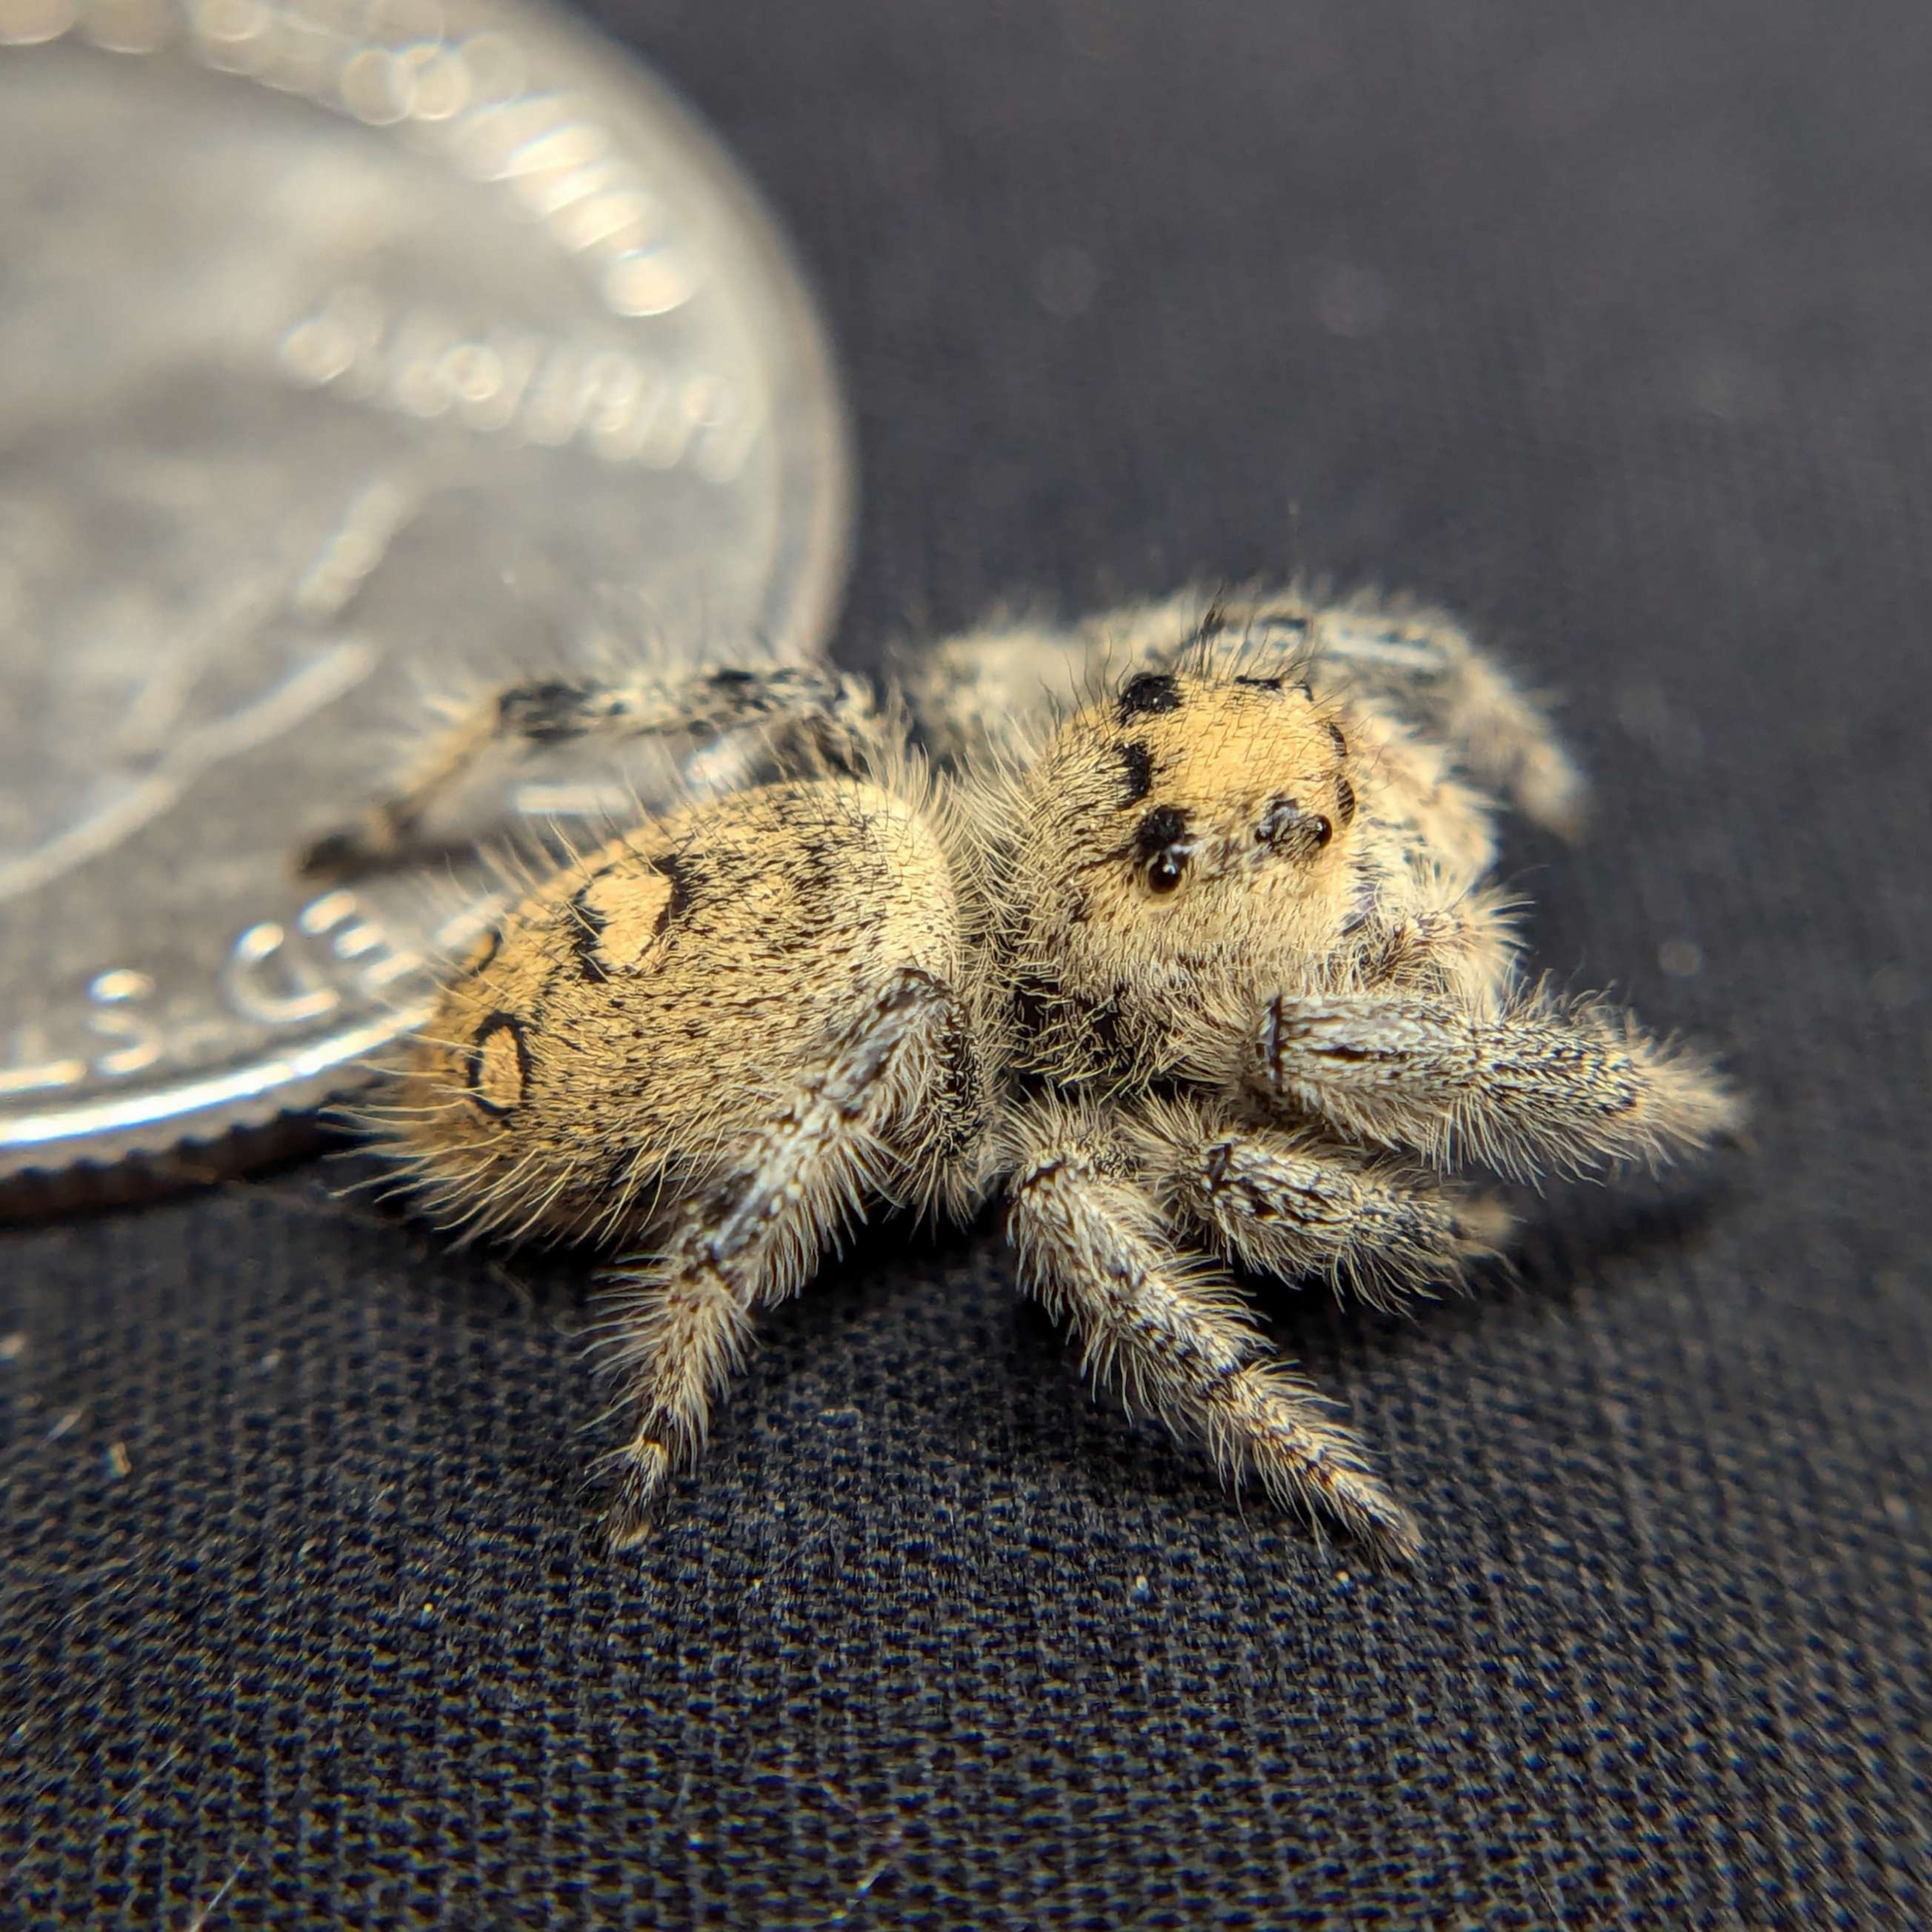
[1003,1094,1421,1557]
[1130,1093,1511,1311]
[593,968,954,1548]
[1245,987,1742,1179]
[301,663,875,875]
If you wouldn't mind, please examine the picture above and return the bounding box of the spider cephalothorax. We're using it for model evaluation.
[996,660,1385,1085]
[307,587,1737,1557]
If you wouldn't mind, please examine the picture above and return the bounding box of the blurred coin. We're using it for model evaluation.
[0,0,852,1184]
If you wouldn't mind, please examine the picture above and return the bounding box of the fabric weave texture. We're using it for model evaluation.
[4,2,1928,1927]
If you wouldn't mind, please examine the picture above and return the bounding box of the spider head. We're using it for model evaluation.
[1004,665,1362,1037]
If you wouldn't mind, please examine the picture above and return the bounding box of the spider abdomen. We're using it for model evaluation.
[375,779,971,1245]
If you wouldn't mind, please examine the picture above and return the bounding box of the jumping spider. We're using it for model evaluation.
[306,586,1737,1558]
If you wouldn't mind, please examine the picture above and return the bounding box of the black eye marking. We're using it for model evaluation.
[466,1010,531,1118]
[1119,671,1182,719]
[1327,720,1348,757]
[1136,804,1190,856]
[1116,740,1156,805]
[1333,773,1358,827]
[1235,674,1285,692]
[709,667,756,686]
[1257,796,1333,855]
[461,926,502,977]
[652,853,696,938]
[568,883,612,982]
[1135,803,1192,893]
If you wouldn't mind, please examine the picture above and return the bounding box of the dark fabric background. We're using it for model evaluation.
[5,2,1928,1926]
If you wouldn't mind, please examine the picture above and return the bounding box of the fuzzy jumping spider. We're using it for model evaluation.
[306,587,1737,1557]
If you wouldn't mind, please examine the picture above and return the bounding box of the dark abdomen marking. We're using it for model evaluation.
[652,853,696,937]
[568,884,611,982]
[467,1010,531,1116]
[567,859,684,980]
[459,926,502,977]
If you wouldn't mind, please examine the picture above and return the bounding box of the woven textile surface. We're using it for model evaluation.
[4,1,1928,1926]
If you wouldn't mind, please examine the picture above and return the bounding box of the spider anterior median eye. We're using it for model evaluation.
[1146,849,1188,893]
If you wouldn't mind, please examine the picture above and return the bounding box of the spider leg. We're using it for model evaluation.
[907,586,1584,836]
[900,619,1153,767]
[901,590,1230,765]
[593,966,957,1549]
[1003,1094,1421,1558]
[1015,581,1584,836]
[300,663,874,875]
[1130,1093,1510,1311]
[1304,597,1588,837]
[1344,875,1522,1009]
[1242,986,1741,1179]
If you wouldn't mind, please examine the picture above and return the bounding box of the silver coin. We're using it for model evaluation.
[0,0,853,1182]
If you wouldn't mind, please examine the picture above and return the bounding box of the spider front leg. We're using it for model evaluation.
[1003,1093,1421,1557]
[1130,1094,1510,1311]
[593,967,958,1549]
[1345,870,1523,1010]
[1237,986,1740,1179]
[301,662,873,875]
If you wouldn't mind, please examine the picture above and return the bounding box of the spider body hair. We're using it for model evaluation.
[310,586,1738,1556]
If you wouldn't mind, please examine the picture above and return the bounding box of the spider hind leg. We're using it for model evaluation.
[595,966,964,1549]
